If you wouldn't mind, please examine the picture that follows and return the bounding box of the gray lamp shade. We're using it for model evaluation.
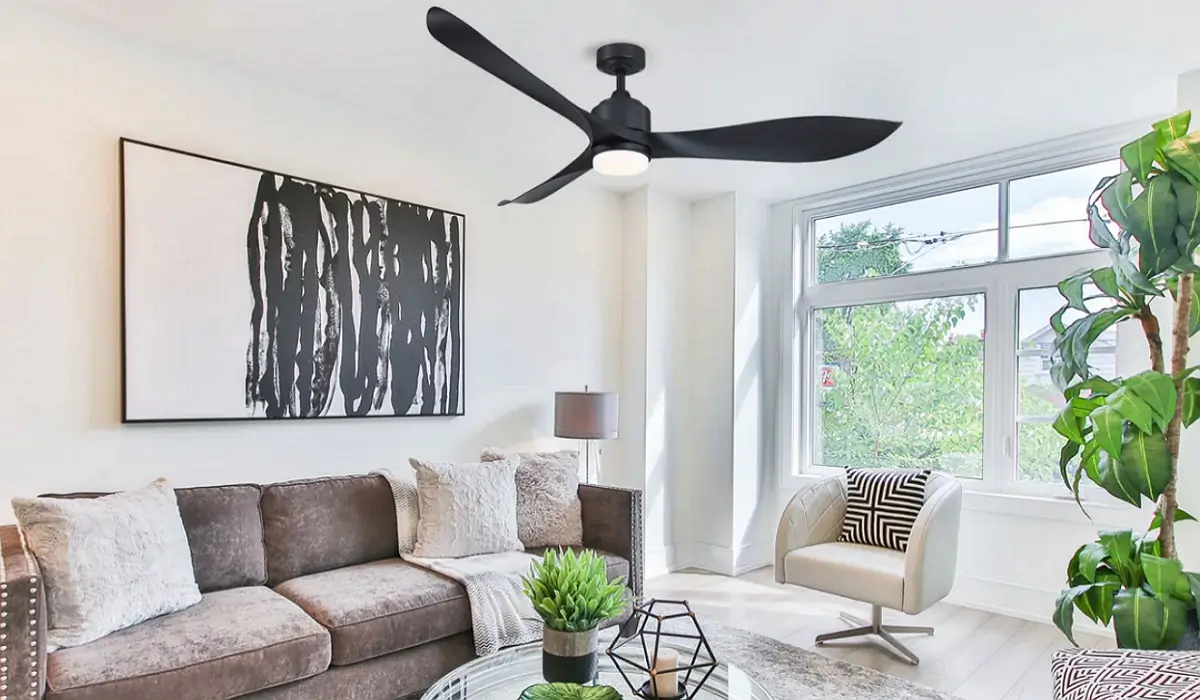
[554,391,619,440]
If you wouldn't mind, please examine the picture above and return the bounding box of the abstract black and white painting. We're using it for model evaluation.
[121,140,464,422]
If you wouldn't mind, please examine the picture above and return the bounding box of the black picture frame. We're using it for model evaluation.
[120,138,466,424]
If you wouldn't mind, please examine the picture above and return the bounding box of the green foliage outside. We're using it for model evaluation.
[522,548,627,632]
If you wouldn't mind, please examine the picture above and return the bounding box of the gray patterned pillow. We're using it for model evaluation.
[12,478,202,650]
[481,448,583,548]
[409,457,523,558]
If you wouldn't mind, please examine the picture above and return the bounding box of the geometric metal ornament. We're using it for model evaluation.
[605,599,718,700]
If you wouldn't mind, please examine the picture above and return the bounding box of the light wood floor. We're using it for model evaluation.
[645,567,1114,700]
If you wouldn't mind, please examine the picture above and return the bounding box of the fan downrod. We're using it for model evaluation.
[596,43,646,77]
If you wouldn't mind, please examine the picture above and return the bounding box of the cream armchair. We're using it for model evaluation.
[774,471,962,665]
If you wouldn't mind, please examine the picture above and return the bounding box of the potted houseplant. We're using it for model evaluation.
[523,548,628,683]
[1051,110,1200,649]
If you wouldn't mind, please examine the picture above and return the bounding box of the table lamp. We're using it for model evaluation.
[554,387,619,483]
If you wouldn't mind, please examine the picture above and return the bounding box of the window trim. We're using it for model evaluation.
[777,118,1152,499]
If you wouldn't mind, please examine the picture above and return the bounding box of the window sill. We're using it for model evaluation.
[780,473,1153,527]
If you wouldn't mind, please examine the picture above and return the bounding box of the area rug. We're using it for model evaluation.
[697,620,960,700]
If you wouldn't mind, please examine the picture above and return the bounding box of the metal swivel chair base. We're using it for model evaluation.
[814,605,933,665]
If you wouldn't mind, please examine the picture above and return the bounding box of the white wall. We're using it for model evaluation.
[0,4,623,517]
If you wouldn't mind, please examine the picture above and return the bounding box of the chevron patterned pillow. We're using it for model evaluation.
[839,468,930,552]
[1051,648,1200,700]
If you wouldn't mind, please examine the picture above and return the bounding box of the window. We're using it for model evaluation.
[814,295,984,477]
[1015,286,1117,483]
[789,138,1133,496]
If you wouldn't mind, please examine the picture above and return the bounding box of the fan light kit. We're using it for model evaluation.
[426,8,901,206]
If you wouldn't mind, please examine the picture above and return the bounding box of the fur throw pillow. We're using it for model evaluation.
[481,448,583,548]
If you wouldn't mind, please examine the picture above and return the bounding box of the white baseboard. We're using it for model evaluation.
[946,574,1109,638]
[666,541,772,577]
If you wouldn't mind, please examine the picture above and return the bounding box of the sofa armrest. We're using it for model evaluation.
[774,475,847,583]
[579,484,643,597]
[1,524,45,700]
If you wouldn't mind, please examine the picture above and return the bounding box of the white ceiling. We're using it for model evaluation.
[23,0,1200,203]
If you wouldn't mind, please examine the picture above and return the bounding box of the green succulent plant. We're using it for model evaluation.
[522,548,628,632]
[519,683,622,700]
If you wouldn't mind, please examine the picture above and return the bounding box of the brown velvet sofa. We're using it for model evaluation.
[0,474,643,700]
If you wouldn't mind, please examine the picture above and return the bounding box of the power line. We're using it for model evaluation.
[816,217,1089,252]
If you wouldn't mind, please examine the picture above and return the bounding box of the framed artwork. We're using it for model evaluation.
[120,139,465,423]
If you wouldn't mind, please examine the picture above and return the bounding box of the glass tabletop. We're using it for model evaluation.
[422,642,773,700]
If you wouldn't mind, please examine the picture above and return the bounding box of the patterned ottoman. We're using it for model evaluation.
[1052,648,1200,699]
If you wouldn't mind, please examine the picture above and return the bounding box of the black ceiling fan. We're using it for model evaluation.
[426,6,901,206]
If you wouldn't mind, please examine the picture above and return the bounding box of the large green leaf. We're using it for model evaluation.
[1058,271,1091,311]
[1174,174,1200,238]
[1077,542,1110,583]
[1064,308,1137,380]
[1123,371,1178,430]
[1150,507,1197,532]
[1102,172,1138,231]
[1089,405,1126,460]
[1183,377,1200,427]
[519,684,622,700]
[1059,439,1082,489]
[1143,555,1184,604]
[1106,387,1157,434]
[1128,176,1182,276]
[1163,132,1200,189]
[1054,584,1098,645]
[1065,376,1120,401]
[1122,132,1161,186]
[1053,404,1085,444]
[1097,451,1143,507]
[1118,427,1171,501]
[1089,203,1120,250]
[1111,246,1164,297]
[1154,112,1192,146]
[1099,530,1138,586]
[1113,587,1188,649]
[1091,267,1122,300]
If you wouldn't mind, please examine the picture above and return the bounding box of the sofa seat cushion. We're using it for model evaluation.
[274,558,470,666]
[46,586,330,700]
[527,547,630,583]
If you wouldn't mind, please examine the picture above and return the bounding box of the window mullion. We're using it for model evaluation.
[998,178,1011,262]
[983,279,1018,493]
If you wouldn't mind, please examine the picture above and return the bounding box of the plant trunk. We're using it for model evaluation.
[1161,273,1195,559]
[1140,305,1166,373]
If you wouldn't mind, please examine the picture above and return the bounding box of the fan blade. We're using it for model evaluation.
[499,149,592,206]
[649,116,900,162]
[427,7,592,139]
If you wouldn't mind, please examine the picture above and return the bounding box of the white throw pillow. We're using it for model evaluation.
[371,465,420,554]
[409,457,523,558]
[480,448,583,548]
[12,478,202,650]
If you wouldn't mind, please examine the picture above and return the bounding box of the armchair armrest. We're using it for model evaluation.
[902,473,962,613]
[774,475,847,583]
[579,484,643,597]
[1,524,45,699]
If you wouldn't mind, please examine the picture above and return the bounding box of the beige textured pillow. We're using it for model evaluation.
[481,448,583,548]
[409,457,523,558]
[12,478,202,650]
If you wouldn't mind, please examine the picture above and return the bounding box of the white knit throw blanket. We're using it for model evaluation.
[401,550,542,656]
[371,468,542,655]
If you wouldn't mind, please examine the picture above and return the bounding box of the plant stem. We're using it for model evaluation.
[1161,273,1195,558]
[1139,305,1166,373]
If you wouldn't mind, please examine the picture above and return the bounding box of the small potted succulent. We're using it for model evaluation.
[523,548,629,683]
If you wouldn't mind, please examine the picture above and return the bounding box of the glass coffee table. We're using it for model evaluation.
[422,643,774,700]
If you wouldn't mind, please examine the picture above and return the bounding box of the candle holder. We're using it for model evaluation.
[605,599,717,700]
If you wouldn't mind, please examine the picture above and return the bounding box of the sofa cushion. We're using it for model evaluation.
[261,475,398,584]
[40,484,267,594]
[527,547,630,584]
[273,558,470,666]
[45,587,330,700]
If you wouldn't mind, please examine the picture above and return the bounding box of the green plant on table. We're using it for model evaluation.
[519,683,622,700]
[1050,110,1200,649]
[522,548,628,632]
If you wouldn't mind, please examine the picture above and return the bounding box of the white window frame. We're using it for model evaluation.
[777,119,1151,502]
